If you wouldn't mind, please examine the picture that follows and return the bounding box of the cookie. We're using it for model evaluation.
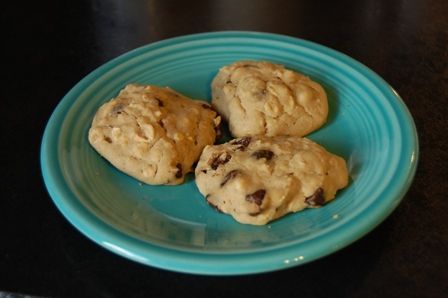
[211,60,328,138]
[195,136,348,225]
[88,84,221,185]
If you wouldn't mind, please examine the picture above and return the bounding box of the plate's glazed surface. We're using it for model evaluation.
[41,31,418,275]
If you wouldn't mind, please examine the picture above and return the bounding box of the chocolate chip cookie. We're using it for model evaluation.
[195,136,348,225]
[211,60,328,138]
[88,84,221,185]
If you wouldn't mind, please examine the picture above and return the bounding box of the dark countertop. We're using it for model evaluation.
[2,0,447,297]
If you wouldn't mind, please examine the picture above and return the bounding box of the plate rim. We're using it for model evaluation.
[40,31,419,275]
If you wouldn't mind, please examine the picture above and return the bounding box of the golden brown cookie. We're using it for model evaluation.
[195,136,348,225]
[212,60,328,137]
[89,84,220,185]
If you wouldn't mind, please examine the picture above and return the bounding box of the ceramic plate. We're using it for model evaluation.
[41,31,418,275]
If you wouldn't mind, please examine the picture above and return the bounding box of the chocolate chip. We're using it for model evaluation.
[201,170,207,174]
[305,188,325,206]
[230,137,251,151]
[215,126,222,140]
[202,103,213,110]
[226,80,232,84]
[175,163,182,178]
[210,152,231,170]
[155,98,164,107]
[246,189,266,206]
[251,150,274,160]
[214,119,223,143]
[231,137,251,146]
[220,170,240,187]
[241,64,258,69]
[111,103,124,115]
[104,137,112,143]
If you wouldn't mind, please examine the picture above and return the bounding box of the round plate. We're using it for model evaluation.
[41,31,418,275]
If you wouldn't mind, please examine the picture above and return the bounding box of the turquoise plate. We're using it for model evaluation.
[41,31,418,275]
